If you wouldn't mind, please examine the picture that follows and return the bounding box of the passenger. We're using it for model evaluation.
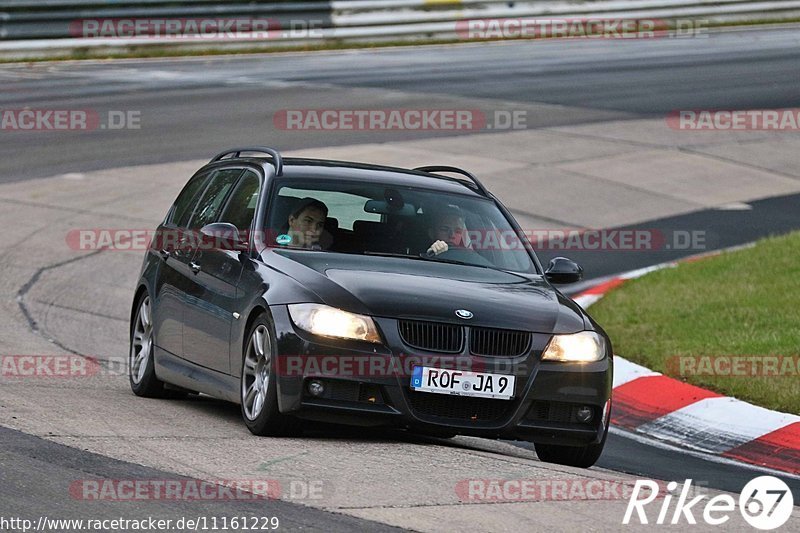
[286,198,328,249]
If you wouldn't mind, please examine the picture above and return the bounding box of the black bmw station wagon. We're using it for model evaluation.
[129,146,613,468]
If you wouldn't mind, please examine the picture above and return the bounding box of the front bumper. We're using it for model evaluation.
[271,306,612,446]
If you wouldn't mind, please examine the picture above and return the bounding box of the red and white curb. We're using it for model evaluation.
[574,256,800,476]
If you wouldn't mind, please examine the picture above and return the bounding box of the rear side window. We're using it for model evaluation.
[219,170,261,232]
[169,171,211,228]
[188,168,243,230]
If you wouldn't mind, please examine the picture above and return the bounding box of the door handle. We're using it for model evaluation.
[189,261,201,274]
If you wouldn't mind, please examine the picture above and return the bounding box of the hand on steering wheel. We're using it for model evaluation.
[426,240,449,256]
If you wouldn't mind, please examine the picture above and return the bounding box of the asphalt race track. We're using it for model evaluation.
[3,26,800,182]
[1,26,799,531]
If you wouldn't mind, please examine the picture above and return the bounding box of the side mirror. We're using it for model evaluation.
[545,256,583,284]
[199,222,245,251]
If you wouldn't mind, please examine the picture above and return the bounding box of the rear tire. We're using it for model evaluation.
[534,425,608,468]
[129,293,170,398]
[240,314,299,437]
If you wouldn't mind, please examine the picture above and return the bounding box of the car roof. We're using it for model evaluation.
[285,158,486,196]
[211,156,488,198]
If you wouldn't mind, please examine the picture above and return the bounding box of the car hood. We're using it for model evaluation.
[269,250,587,334]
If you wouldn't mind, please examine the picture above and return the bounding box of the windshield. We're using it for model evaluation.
[264,178,539,274]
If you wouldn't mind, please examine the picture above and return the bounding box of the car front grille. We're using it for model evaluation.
[407,391,511,422]
[470,327,532,357]
[398,319,531,357]
[398,320,463,353]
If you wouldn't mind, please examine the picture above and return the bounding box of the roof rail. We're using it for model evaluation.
[413,165,489,196]
[210,146,283,176]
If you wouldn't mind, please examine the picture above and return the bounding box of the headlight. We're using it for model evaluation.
[542,331,606,362]
[288,304,382,343]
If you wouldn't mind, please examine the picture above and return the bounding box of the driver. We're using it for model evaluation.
[426,206,471,256]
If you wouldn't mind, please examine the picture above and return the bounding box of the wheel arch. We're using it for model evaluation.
[242,302,271,354]
[130,283,149,336]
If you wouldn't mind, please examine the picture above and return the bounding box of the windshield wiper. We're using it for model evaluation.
[363,250,518,275]
[422,254,527,276]
[363,251,482,267]
[421,255,492,268]
[363,251,427,261]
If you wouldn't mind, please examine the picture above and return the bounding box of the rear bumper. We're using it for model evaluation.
[271,306,612,446]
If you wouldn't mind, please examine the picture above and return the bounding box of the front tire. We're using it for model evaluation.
[240,314,299,436]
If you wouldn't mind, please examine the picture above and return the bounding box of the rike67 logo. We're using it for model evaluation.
[624,476,794,530]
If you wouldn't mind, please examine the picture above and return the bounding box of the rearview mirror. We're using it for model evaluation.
[364,199,416,216]
[199,222,245,250]
[545,257,583,284]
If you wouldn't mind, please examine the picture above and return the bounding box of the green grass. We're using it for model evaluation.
[590,232,800,414]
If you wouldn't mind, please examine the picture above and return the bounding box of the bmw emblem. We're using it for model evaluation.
[455,309,473,320]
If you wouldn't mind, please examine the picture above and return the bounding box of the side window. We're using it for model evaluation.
[219,170,261,232]
[188,169,243,230]
[170,171,211,228]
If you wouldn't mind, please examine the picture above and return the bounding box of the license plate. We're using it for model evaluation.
[410,366,515,400]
